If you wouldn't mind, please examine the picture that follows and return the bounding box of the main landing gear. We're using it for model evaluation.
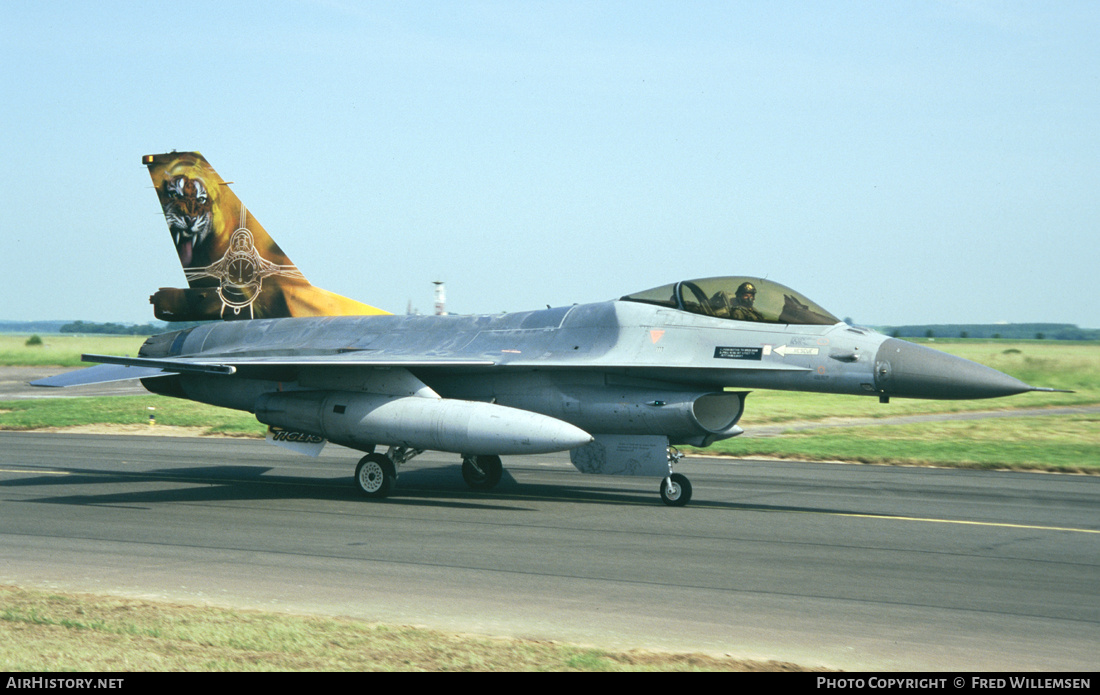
[354,446,419,499]
[354,453,396,499]
[353,447,505,499]
[461,455,503,491]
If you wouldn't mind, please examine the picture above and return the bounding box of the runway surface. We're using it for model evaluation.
[0,431,1097,671]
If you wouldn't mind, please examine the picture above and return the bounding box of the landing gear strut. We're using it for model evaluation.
[659,446,692,506]
[462,454,503,491]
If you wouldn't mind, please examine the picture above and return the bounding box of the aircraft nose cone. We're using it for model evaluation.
[873,338,1033,400]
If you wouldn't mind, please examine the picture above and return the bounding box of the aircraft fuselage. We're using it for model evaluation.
[138,299,1032,452]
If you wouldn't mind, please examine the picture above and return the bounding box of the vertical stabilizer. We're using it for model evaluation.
[143,151,389,321]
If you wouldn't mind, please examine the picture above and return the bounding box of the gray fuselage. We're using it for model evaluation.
[138,299,1031,451]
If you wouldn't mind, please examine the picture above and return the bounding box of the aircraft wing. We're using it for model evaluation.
[80,353,497,370]
[81,351,803,371]
[30,354,244,388]
[30,353,499,389]
[31,363,175,388]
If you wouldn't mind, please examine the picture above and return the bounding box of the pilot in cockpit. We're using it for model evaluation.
[726,282,764,321]
[708,281,764,321]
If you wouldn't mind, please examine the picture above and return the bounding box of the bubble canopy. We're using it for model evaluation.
[620,277,840,326]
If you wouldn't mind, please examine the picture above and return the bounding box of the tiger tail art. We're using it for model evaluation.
[143,151,389,321]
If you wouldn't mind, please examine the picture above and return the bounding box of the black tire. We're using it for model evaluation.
[462,455,503,491]
[660,473,692,507]
[355,453,396,498]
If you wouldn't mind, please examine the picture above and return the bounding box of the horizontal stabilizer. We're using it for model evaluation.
[30,363,172,388]
[82,354,237,376]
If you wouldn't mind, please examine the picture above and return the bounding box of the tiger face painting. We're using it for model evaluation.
[163,174,214,267]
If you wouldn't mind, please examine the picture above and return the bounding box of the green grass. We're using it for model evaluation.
[0,587,800,672]
[0,334,148,367]
[0,395,264,436]
[704,414,1100,473]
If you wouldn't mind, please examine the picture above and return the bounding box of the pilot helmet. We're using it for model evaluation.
[736,282,757,296]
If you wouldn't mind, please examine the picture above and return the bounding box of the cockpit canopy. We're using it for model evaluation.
[620,277,839,326]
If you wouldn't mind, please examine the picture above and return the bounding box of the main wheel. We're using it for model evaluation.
[462,455,503,491]
[659,473,692,507]
[355,453,396,498]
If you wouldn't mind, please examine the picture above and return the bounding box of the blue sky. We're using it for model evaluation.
[2,1,1097,327]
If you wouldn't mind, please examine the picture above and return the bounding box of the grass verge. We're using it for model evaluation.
[0,587,806,672]
[0,395,264,437]
[700,414,1100,473]
[0,335,148,368]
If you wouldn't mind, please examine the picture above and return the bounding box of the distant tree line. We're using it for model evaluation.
[60,320,165,335]
[0,320,71,334]
[878,323,1100,341]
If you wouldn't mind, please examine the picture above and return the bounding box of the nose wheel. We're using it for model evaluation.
[659,446,691,506]
[660,473,692,506]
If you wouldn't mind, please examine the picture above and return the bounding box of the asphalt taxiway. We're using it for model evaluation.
[1,431,1097,670]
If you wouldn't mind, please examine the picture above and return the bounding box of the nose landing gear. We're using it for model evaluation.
[659,447,692,506]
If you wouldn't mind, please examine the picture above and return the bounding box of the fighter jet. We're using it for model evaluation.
[33,152,1064,506]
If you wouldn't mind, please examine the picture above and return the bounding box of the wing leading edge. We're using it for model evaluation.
[31,363,173,388]
[30,353,500,389]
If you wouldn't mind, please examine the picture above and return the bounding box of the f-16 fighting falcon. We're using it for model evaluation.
[33,152,1065,506]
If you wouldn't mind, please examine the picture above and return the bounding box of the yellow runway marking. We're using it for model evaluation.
[824,509,1099,535]
[680,499,1100,534]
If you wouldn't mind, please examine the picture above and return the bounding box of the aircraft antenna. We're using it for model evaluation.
[433,281,446,316]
